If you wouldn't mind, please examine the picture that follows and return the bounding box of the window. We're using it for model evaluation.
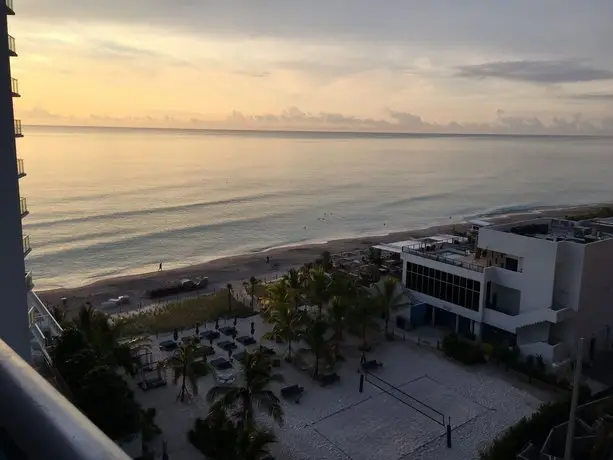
[405,262,481,312]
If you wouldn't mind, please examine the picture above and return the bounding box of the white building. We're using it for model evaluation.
[381,217,613,368]
[0,0,61,362]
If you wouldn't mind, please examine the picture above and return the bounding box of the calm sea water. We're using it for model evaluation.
[19,126,613,289]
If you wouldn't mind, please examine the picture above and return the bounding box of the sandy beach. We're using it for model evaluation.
[39,203,611,312]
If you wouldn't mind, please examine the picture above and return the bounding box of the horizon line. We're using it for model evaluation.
[22,123,613,139]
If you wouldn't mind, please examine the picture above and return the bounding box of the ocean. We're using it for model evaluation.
[20,126,613,290]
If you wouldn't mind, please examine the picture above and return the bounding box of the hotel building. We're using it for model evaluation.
[381,217,613,368]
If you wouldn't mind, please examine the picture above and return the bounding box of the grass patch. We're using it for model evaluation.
[116,290,253,337]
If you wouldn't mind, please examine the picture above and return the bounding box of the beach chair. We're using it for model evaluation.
[159,340,178,352]
[209,357,233,370]
[217,340,237,352]
[237,336,256,346]
[201,330,220,341]
[281,385,305,403]
[219,326,237,336]
[361,359,383,371]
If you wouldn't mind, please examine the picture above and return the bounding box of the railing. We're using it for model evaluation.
[14,119,23,136]
[11,77,19,96]
[8,34,16,55]
[0,338,132,460]
[5,0,14,14]
[25,271,33,290]
[23,235,31,256]
[402,246,485,273]
[20,197,28,216]
[17,158,25,177]
[28,290,63,338]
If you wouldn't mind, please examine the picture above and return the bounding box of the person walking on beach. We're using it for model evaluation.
[159,262,163,271]
[266,256,270,264]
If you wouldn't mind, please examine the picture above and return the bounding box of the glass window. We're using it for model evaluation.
[453,275,459,286]
[460,277,467,288]
[452,286,460,305]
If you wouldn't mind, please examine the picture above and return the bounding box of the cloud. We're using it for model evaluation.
[456,60,613,84]
[564,92,613,101]
[88,40,162,60]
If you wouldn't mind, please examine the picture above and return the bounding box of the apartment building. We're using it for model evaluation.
[384,217,613,367]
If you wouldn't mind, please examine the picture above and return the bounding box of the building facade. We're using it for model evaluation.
[394,218,613,367]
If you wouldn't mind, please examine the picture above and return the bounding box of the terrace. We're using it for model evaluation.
[402,236,486,273]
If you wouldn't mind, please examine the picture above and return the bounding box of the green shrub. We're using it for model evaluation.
[442,333,485,365]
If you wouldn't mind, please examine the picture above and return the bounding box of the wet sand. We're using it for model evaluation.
[39,203,610,312]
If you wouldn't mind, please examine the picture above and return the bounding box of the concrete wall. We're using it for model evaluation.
[479,228,558,312]
[576,239,613,358]
[516,322,550,345]
[553,241,585,311]
[488,282,521,315]
[0,15,30,361]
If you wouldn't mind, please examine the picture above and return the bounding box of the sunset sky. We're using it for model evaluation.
[10,0,613,134]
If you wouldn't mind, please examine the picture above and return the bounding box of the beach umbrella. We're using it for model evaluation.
[233,316,238,326]
[232,329,237,343]
[195,324,200,336]
[215,318,219,330]
[209,336,214,347]
[250,321,255,337]
[173,329,178,342]
[228,348,233,360]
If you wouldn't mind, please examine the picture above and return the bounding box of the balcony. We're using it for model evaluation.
[14,119,23,137]
[402,239,485,273]
[11,77,19,97]
[484,304,575,333]
[0,338,132,460]
[8,34,16,56]
[23,235,31,257]
[28,291,63,339]
[5,0,14,14]
[17,158,25,178]
[25,271,33,290]
[20,197,28,217]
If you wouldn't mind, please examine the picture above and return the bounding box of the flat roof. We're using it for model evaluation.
[468,219,492,227]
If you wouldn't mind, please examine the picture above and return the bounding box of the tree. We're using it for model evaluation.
[207,352,284,428]
[307,266,332,316]
[226,283,234,314]
[303,317,333,379]
[327,296,350,342]
[364,247,382,266]
[283,268,304,310]
[263,301,305,361]
[243,276,262,311]
[349,295,380,350]
[371,278,411,336]
[165,343,200,403]
[316,250,333,271]
[188,406,277,460]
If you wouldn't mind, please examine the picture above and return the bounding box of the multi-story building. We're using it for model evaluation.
[384,217,613,368]
[1,0,61,363]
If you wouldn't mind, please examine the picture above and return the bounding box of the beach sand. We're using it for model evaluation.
[39,203,610,312]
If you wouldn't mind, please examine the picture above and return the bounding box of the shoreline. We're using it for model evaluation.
[39,202,612,311]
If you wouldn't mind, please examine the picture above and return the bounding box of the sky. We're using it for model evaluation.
[10,0,613,134]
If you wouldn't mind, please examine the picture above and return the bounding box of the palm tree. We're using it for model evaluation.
[307,266,332,316]
[283,268,304,310]
[371,277,411,336]
[327,296,349,342]
[243,276,261,311]
[364,247,382,266]
[226,283,233,315]
[165,343,200,403]
[316,250,333,271]
[207,351,284,428]
[263,302,305,361]
[349,295,380,350]
[237,425,277,460]
[303,317,332,379]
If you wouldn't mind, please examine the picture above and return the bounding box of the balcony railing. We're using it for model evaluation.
[25,271,33,290]
[11,77,19,97]
[8,34,16,56]
[402,245,485,273]
[20,197,28,217]
[0,338,132,460]
[14,119,23,137]
[5,0,14,14]
[17,158,25,177]
[23,235,31,257]
[28,291,63,339]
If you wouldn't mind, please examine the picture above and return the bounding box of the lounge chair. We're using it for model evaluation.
[217,340,237,351]
[209,357,233,370]
[237,336,256,346]
[200,330,220,341]
[219,326,237,336]
[234,351,249,362]
[258,345,276,356]
[182,336,200,344]
[281,384,305,403]
[197,345,215,357]
[361,359,383,371]
[159,340,178,351]
[318,373,340,387]
[138,377,167,391]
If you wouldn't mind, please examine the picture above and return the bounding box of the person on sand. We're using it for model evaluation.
[266,256,270,264]
[159,262,163,271]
